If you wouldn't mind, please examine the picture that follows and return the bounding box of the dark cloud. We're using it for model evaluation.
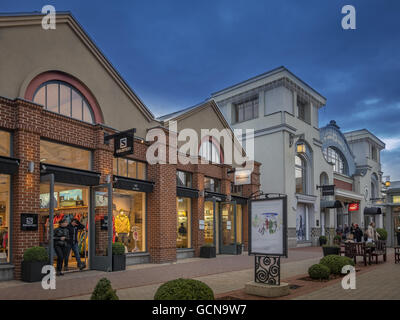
[1,0,399,178]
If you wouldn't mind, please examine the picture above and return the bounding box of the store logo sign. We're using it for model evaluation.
[114,132,134,157]
[41,265,56,290]
[120,137,128,148]
[349,203,359,212]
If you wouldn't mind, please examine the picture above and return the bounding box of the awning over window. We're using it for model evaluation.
[40,163,101,186]
[205,191,227,202]
[320,200,343,209]
[232,195,248,205]
[0,156,20,174]
[177,186,199,198]
[113,175,154,193]
[364,207,382,215]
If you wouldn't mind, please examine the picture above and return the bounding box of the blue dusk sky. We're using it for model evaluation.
[1,0,399,180]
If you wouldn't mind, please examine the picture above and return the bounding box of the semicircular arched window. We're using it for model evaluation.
[33,81,94,124]
[323,147,347,175]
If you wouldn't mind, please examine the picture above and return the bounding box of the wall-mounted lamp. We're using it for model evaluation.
[28,161,35,173]
[289,133,305,148]
[383,175,391,187]
[296,143,306,154]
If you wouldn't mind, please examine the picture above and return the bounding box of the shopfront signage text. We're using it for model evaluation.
[349,203,359,212]
[320,185,335,196]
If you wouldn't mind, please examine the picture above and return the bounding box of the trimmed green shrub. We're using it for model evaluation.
[154,278,214,300]
[23,246,48,262]
[90,278,119,300]
[308,264,330,280]
[376,228,387,240]
[112,242,125,255]
[319,236,327,241]
[320,255,355,275]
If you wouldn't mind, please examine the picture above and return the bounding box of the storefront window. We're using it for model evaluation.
[0,175,10,264]
[39,183,90,270]
[177,197,191,248]
[236,204,242,243]
[113,190,146,253]
[40,140,91,171]
[177,171,192,188]
[113,158,147,180]
[204,177,221,193]
[204,201,214,245]
[0,131,10,157]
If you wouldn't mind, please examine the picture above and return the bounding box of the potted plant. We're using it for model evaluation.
[376,228,388,241]
[21,246,49,282]
[319,236,327,246]
[322,244,340,256]
[200,243,216,258]
[112,242,126,271]
[333,235,342,245]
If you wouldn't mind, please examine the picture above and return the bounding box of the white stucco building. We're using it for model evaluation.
[211,66,332,247]
[211,66,386,247]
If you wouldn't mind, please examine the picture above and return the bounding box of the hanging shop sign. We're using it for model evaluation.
[21,213,38,231]
[348,203,359,212]
[234,169,252,185]
[104,129,136,158]
[317,185,335,196]
[248,195,288,256]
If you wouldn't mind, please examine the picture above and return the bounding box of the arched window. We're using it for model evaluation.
[323,147,347,175]
[320,172,329,186]
[199,138,221,164]
[295,155,307,194]
[33,81,94,124]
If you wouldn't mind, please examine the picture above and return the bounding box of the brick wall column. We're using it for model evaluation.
[12,103,42,279]
[147,162,177,263]
[191,169,204,256]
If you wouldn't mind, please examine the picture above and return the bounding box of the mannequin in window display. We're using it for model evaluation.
[115,210,130,251]
[131,226,139,252]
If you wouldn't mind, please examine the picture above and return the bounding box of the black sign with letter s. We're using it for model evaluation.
[21,213,38,231]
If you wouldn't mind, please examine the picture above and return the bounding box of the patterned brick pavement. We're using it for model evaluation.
[0,247,323,300]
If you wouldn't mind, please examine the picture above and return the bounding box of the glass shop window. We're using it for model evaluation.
[0,175,10,264]
[176,171,192,188]
[204,177,221,193]
[40,140,91,171]
[113,190,146,253]
[177,197,191,249]
[0,130,10,157]
[113,158,147,180]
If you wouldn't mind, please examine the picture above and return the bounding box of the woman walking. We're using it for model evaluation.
[53,219,70,276]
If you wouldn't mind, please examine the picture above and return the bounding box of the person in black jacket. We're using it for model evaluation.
[354,224,363,243]
[54,219,70,276]
[64,218,86,271]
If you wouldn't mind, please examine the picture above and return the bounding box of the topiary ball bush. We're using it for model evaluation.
[308,264,330,280]
[91,278,119,300]
[333,235,342,243]
[112,242,125,255]
[376,228,387,241]
[23,246,48,263]
[320,255,355,275]
[154,278,214,300]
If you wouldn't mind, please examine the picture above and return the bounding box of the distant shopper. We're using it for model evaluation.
[65,218,86,271]
[178,223,187,236]
[343,224,349,239]
[354,224,363,242]
[54,219,70,276]
[366,222,379,243]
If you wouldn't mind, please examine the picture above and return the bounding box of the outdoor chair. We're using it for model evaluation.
[394,247,400,264]
[344,242,368,266]
[369,240,387,265]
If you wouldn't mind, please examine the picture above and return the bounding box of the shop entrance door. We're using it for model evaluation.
[90,184,113,272]
[219,202,237,254]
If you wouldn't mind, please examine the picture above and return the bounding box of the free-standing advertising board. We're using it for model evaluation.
[248,195,287,257]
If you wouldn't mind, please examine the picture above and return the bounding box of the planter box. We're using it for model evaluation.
[200,246,216,258]
[21,261,47,282]
[322,247,340,256]
[112,255,126,271]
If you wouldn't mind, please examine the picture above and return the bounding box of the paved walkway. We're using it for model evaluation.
[294,259,400,300]
[0,247,323,300]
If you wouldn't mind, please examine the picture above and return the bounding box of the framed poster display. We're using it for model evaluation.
[248,195,287,257]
